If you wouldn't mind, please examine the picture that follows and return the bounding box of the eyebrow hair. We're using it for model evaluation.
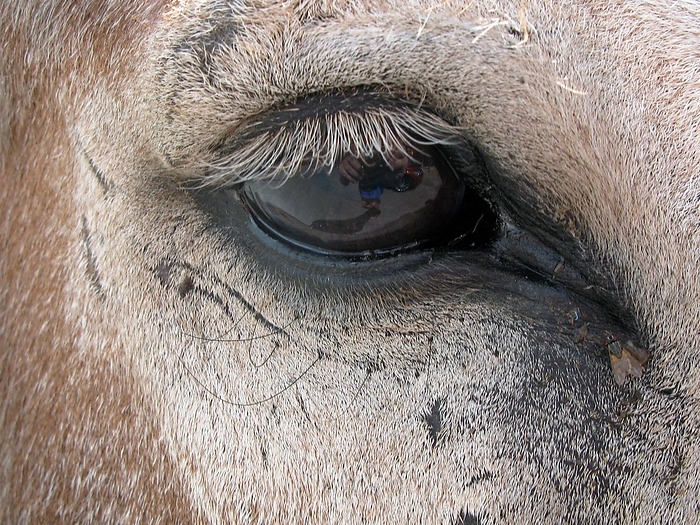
[197,92,462,187]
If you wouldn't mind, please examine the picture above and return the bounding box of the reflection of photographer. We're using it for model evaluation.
[338,150,424,209]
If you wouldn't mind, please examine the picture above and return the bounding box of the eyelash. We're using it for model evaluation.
[200,103,462,187]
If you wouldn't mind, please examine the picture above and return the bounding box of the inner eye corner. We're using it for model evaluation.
[239,142,500,260]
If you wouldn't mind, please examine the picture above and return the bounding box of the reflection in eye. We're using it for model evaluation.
[337,149,425,209]
[240,145,497,257]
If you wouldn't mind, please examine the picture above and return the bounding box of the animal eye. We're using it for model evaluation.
[240,145,498,257]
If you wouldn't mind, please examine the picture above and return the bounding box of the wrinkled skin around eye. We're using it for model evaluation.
[241,146,497,256]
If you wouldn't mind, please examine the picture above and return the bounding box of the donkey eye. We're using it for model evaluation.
[240,145,498,257]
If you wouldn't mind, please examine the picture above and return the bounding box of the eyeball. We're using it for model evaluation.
[240,146,497,257]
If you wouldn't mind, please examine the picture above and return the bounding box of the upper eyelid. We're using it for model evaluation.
[197,93,463,188]
[157,11,516,177]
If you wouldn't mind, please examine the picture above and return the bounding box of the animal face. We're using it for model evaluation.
[2,1,699,523]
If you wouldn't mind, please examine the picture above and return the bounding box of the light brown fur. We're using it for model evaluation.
[2,1,699,523]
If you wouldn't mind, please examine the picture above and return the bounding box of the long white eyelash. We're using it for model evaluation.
[198,106,461,188]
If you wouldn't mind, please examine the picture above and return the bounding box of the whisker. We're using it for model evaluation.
[180,315,298,343]
[246,321,280,369]
[316,369,371,424]
[178,310,249,341]
[175,347,320,408]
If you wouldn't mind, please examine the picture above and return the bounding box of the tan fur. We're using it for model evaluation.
[2,1,699,523]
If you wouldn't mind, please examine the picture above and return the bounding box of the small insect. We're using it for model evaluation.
[605,335,648,386]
